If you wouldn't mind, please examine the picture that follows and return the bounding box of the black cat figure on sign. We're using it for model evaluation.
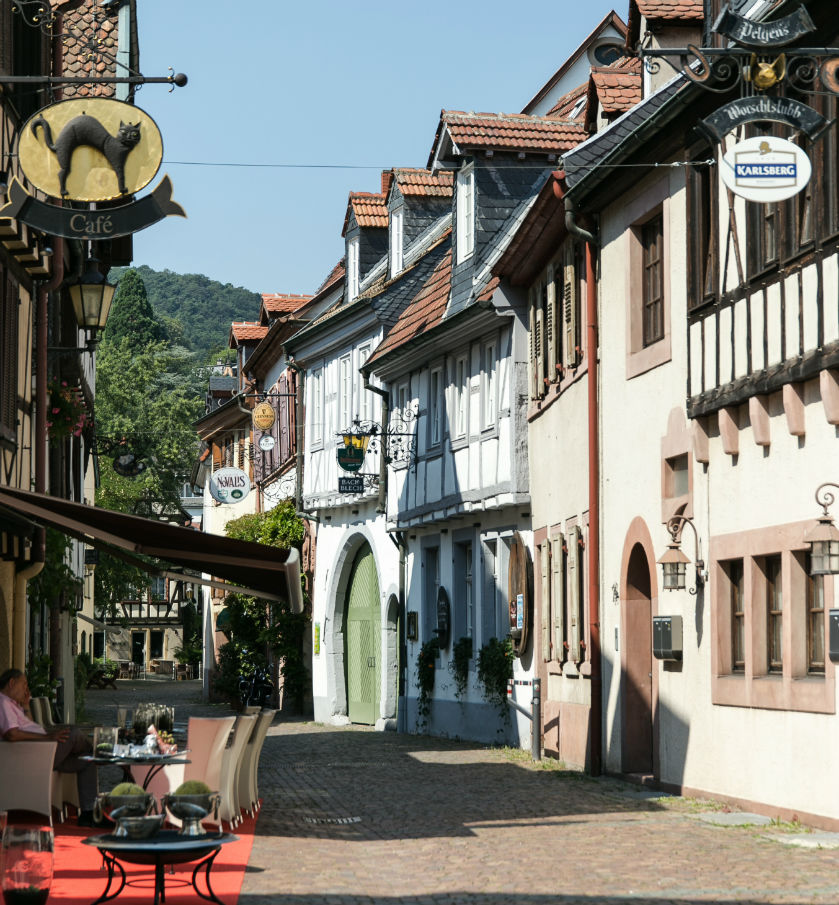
[30,113,141,197]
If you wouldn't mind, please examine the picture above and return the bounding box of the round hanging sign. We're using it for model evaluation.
[252,402,276,431]
[259,435,276,451]
[209,466,250,504]
[18,98,163,202]
[720,135,811,203]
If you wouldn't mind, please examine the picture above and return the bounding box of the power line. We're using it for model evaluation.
[162,159,716,171]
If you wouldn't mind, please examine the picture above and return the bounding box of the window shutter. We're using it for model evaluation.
[540,543,551,662]
[546,265,556,380]
[563,243,577,369]
[212,442,221,467]
[528,290,538,400]
[567,526,581,652]
[551,534,565,661]
[535,304,544,396]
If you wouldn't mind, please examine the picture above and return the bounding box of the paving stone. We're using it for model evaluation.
[693,811,773,826]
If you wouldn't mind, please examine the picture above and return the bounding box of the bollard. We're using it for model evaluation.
[506,677,542,761]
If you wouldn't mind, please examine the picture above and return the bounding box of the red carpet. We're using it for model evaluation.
[48,811,257,905]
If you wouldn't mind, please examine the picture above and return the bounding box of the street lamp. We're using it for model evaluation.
[67,258,116,348]
[657,515,705,594]
[805,483,839,576]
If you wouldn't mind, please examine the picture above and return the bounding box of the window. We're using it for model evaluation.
[687,158,717,309]
[423,545,440,638]
[807,557,825,675]
[428,368,442,447]
[390,207,404,276]
[150,576,166,601]
[310,368,323,446]
[456,165,475,263]
[339,356,352,429]
[711,524,834,714]
[358,346,372,423]
[454,541,474,640]
[482,341,496,429]
[347,236,360,301]
[454,354,468,439]
[725,559,745,673]
[642,215,664,347]
[149,631,164,660]
[764,555,783,674]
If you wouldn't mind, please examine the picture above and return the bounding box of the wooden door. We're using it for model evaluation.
[622,543,654,774]
[344,546,381,725]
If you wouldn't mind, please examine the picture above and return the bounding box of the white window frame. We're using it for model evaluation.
[310,368,323,446]
[429,367,443,448]
[456,165,475,263]
[358,344,372,423]
[347,236,360,301]
[339,355,352,429]
[481,340,497,429]
[390,206,404,277]
[454,354,468,439]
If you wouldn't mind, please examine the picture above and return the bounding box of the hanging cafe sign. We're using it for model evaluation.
[0,97,185,237]
[638,4,839,200]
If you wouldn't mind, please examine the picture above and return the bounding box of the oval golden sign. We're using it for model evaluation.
[252,402,276,431]
[19,98,163,202]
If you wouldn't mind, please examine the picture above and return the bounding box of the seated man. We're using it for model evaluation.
[0,668,99,826]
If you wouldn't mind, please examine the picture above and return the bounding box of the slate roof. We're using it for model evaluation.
[392,168,454,198]
[429,110,588,166]
[635,0,703,19]
[230,322,268,343]
[261,293,313,315]
[590,57,642,115]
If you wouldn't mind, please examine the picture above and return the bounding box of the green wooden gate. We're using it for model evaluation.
[344,545,381,725]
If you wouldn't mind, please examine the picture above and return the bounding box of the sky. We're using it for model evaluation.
[130,0,622,298]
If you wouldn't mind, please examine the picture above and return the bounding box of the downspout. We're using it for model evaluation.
[565,194,602,776]
[390,529,408,732]
[363,375,388,515]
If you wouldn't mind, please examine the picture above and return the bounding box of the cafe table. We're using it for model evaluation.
[81,751,191,790]
[82,830,237,905]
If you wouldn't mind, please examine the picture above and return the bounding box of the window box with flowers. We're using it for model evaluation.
[47,378,88,442]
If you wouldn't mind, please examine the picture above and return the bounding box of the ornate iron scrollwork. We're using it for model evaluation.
[337,401,420,469]
[8,0,54,35]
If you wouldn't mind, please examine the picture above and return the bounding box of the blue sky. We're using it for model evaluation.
[131,1,621,297]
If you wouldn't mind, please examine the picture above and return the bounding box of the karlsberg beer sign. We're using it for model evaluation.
[209,467,251,504]
[0,97,185,237]
[721,136,811,203]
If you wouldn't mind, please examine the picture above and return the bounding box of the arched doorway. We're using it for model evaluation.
[343,544,381,725]
[622,541,654,775]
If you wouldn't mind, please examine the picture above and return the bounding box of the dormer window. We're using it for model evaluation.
[456,165,475,264]
[347,236,360,301]
[390,207,404,277]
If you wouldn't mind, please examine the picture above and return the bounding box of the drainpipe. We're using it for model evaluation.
[286,359,305,514]
[565,194,602,776]
[363,375,389,515]
[390,529,408,732]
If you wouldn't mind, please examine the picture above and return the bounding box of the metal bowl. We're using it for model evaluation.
[161,792,220,836]
[94,792,155,823]
[114,814,165,839]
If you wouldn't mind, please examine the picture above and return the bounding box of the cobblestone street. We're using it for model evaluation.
[85,680,839,905]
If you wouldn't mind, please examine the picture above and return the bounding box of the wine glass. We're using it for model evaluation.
[1,827,53,905]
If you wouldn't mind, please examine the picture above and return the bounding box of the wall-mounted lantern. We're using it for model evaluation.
[657,515,705,594]
[804,483,839,576]
[67,258,116,348]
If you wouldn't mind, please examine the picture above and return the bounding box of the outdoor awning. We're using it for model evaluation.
[0,487,303,612]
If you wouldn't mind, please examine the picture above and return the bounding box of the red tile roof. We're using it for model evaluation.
[438,110,588,156]
[392,168,454,198]
[635,0,703,19]
[590,58,642,115]
[314,258,346,297]
[261,293,313,315]
[60,1,120,98]
[341,189,389,237]
[367,236,498,367]
[230,322,268,343]
[546,84,589,119]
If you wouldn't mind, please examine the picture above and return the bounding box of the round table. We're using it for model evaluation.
[82,830,237,905]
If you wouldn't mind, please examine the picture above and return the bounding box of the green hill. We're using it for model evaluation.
[111,265,262,362]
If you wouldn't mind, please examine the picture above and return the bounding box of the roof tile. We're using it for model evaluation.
[441,110,588,155]
[591,58,642,114]
[392,168,454,198]
[349,192,388,228]
[636,0,703,20]
[230,322,268,342]
[260,293,313,315]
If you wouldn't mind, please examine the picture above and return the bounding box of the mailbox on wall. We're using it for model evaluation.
[653,615,683,661]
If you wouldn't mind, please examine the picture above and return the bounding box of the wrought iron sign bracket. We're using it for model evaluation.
[337,402,420,470]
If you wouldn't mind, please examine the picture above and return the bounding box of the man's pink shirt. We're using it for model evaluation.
[0,691,46,737]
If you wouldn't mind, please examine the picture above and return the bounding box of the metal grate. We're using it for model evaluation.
[302,816,362,825]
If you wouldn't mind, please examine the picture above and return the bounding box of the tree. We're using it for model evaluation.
[102,268,167,349]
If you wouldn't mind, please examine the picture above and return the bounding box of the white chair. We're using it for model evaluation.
[237,709,276,817]
[217,714,256,828]
[36,697,56,729]
[0,740,57,824]
[28,697,44,726]
[132,715,235,810]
